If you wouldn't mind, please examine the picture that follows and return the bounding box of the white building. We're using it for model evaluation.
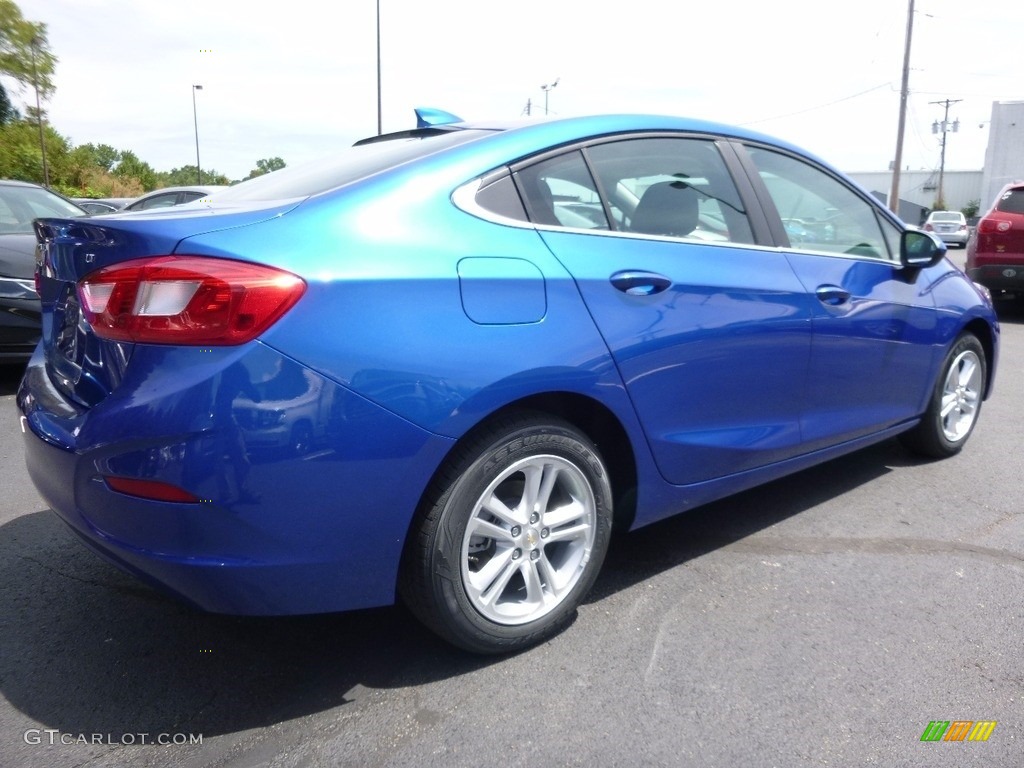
[980,100,1024,210]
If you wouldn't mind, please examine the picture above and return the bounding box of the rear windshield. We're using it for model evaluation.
[995,187,1024,215]
[0,185,86,233]
[930,212,962,222]
[214,129,494,202]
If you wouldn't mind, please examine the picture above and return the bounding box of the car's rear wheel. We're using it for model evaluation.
[400,412,613,654]
[900,333,986,458]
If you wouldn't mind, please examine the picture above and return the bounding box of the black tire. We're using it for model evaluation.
[900,333,986,458]
[400,411,613,654]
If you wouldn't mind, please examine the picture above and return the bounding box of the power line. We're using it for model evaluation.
[740,82,892,126]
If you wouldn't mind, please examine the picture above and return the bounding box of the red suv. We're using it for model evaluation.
[966,182,1024,295]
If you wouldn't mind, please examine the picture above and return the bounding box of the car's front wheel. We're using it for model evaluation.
[400,412,613,654]
[900,333,986,458]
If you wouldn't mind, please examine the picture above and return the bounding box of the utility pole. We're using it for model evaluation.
[930,98,962,210]
[523,98,532,117]
[888,0,914,215]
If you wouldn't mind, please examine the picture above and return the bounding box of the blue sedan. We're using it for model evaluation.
[18,110,998,653]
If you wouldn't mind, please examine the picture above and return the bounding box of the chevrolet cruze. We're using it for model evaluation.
[18,111,999,653]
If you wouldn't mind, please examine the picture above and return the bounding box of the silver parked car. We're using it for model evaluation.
[923,210,969,248]
[121,185,228,212]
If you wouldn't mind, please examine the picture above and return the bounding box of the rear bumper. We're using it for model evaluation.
[966,264,1024,291]
[936,232,968,246]
[17,344,454,615]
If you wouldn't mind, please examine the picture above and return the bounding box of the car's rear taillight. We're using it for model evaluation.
[976,217,1013,235]
[923,223,933,231]
[78,256,305,345]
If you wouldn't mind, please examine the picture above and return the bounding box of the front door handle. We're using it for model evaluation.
[610,271,672,296]
[815,285,851,306]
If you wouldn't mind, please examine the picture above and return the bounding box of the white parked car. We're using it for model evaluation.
[923,210,969,248]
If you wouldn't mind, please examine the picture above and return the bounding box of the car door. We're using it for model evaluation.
[516,137,815,486]
[737,144,939,449]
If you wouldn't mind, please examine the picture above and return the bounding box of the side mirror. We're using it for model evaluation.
[900,229,946,269]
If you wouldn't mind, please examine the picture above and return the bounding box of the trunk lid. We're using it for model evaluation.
[33,201,300,407]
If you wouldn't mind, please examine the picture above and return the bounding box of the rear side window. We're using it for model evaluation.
[515,151,609,230]
[131,193,179,211]
[474,172,528,221]
[512,137,756,244]
[585,137,755,245]
[996,187,1024,215]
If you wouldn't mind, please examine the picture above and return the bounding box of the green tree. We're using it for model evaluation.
[158,165,230,187]
[0,118,69,184]
[114,149,158,190]
[0,82,20,124]
[245,156,286,180]
[72,142,121,172]
[0,1,57,99]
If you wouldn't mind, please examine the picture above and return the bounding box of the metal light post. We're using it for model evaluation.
[541,78,559,116]
[376,0,382,135]
[30,36,50,188]
[192,84,203,184]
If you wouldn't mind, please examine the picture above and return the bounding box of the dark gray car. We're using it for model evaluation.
[0,180,88,363]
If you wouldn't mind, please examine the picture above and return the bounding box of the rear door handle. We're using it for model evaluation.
[815,285,851,306]
[610,271,671,296]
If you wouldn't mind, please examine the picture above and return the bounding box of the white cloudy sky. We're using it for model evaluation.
[8,0,1022,181]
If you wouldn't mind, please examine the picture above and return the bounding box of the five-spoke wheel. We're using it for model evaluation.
[901,333,987,458]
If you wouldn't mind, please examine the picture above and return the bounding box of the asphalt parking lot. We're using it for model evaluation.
[1,269,1021,768]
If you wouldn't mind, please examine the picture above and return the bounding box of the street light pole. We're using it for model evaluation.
[192,84,203,184]
[30,36,50,188]
[541,78,559,116]
[376,0,382,135]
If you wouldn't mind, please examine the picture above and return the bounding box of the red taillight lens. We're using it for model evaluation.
[923,223,934,231]
[78,256,305,345]
[976,217,1012,235]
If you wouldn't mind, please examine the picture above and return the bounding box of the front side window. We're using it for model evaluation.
[746,146,894,260]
